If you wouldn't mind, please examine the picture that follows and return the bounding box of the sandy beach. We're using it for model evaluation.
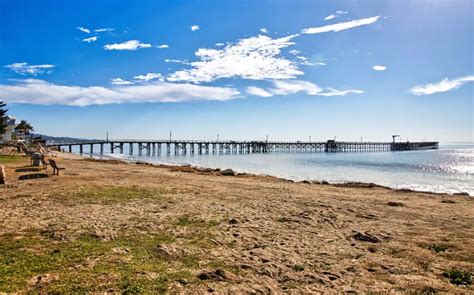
[1,151,473,293]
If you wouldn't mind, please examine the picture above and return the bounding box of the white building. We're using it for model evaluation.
[1,116,17,143]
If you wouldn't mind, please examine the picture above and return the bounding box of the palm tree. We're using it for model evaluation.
[15,120,34,135]
[0,101,7,137]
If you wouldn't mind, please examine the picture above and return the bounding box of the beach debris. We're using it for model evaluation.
[228,218,239,225]
[335,182,379,188]
[386,201,405,207]
[221,168,235,176]
[0,165,5,185]
[27,273,59,287]
[112,247,130,254]
[352,232,381,243]
[453,192,470,196]
[441,199,456,204]
[197,269,240,282]
[153,244,183,261]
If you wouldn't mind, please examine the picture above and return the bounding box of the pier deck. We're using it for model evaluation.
[48,139,439,156]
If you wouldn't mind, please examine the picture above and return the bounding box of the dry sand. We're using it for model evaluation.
[0,151,473,293]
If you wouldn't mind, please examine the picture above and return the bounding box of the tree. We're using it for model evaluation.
[0,101,7,136]
[14,120,34,135]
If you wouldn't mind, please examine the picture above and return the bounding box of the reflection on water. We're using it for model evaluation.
[84,143,473,195]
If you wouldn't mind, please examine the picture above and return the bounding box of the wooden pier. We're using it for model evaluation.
[48,139,439,156]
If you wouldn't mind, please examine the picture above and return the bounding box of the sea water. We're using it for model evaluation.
[88,143,473,195]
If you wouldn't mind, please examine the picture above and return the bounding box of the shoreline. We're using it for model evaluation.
[77,151,472,197]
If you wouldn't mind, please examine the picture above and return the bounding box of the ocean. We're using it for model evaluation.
[86,143,473,196]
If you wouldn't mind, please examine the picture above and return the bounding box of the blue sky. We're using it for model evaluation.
[0,0,472,142]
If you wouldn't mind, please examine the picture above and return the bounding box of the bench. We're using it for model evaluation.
[48,159,65,175]
[40,154,50,170]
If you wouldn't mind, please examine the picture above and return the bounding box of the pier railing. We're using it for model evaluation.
[47,139,439,156]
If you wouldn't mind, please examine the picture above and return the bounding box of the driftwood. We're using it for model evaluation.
[0,165,6,186]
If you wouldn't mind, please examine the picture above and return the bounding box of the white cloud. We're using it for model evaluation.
[165,59,190,65]
[77,26,90,34]
[410,75,474,96]
[289,49,301,55]
[246,80,363,97]
[271,80,322,95]
[302,16,381,34]
[83,36,98,43]
[94,28,114,33]
[5,62,54,76]
[215,43,225,47]
[134,73,163,82]
[372,65,386,71]
[324,15,336,21]
[246,86,273,98]
[260,28,268,33]
[317,88,364,96]
[191,25,200,31]
[104,40,152,51]
[111,78,134,85]
[324,10,349,21]
[167,34,302,83]
[295,56,326,67]
[0,79,240,106]
[157,44,169,49]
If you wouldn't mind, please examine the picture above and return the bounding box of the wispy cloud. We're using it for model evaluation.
[0,79,240,106]
[410,75,474,95]
[111,78,134,85]
[372,65,386,71]
[94,28,114,33]
[134,73,163,82]
[215,43,225,47]
[77,26,90,34]
[302,16,381,34]
[83,36,98,43]
[167,34,301,83]
[260,28,268,33]
[165,59,190,65]
[191,25,200,31]
[5,62,54,76]
[157,44,169,49]
[317,88,364,96]
[270,80,322,95]
[246,80,363,97]
[104,40,152,51]
[324,10,348,21]
[246,86,273,98]
[289,49,301,55]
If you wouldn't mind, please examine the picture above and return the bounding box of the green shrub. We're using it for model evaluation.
[443,269,472,285]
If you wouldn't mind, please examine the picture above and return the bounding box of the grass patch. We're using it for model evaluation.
[175,215,220,228]
[293,264,305,272]
[443,269,472,286]
[0,229,201,293]
[0,155,25,164]
[59,185,166,205]
[428,243,448,253]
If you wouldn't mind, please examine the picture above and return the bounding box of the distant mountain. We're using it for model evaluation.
[32,133,96,143]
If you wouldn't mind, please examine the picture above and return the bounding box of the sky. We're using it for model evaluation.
[0,0,472,142]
